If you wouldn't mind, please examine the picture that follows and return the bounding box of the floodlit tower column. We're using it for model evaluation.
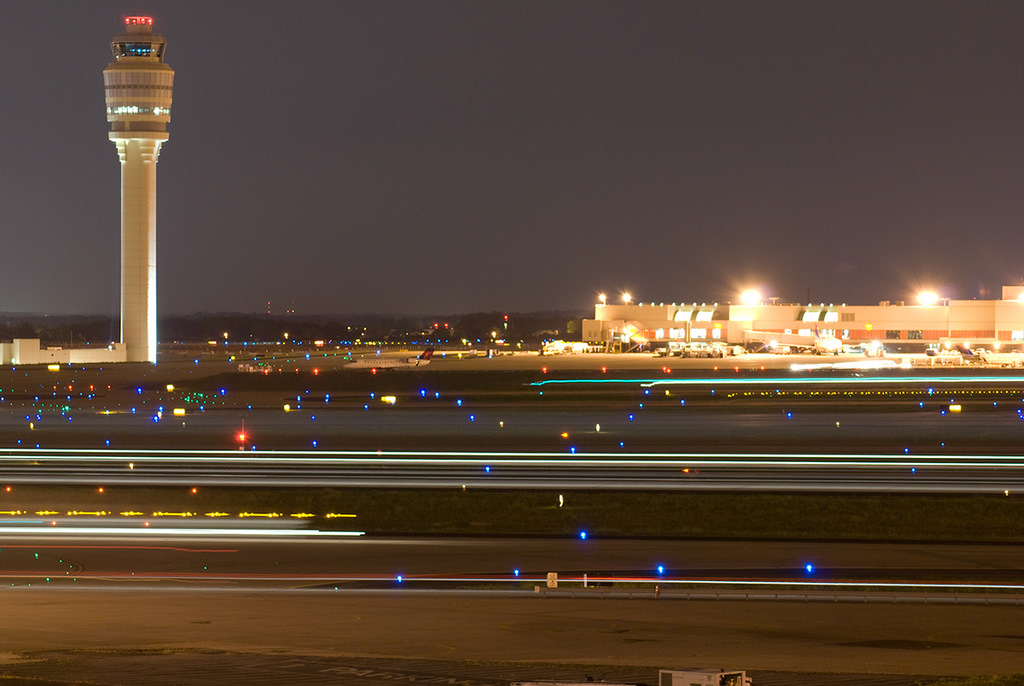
[103,16,173,363]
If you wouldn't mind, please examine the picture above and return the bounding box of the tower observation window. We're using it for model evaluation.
[115,42,162,58]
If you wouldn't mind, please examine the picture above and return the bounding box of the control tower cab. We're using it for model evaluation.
[103,16,174,363]
[104,16,173,133]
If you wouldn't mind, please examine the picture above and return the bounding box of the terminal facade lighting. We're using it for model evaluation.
[103,16,174,363]
[584,285,1024,351]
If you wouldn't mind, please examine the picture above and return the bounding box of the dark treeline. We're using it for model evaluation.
[0,316,116,347]
[0,311,586,347]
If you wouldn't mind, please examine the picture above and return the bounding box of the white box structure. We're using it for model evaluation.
[103,16,173,363]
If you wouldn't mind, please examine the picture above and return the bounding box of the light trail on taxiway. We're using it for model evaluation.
[0,530,1022,600]
[0,447,1023,492]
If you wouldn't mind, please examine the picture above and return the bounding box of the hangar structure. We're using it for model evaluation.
[583,286,1024,353]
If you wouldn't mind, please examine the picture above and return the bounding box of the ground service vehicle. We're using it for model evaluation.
[659,669,750,686]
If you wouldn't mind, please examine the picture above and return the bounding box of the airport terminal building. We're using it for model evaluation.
[0,339,126,366]
[583,286,1024,352]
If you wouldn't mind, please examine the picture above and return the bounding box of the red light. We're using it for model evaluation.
[125,16,153,25]
[237,433,246,443]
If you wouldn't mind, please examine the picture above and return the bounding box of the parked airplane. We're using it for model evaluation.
[744,328,843,355]
[344,349,434,370]
[810,330,843,355]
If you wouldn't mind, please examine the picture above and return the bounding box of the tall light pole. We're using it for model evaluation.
[104,16,174,363]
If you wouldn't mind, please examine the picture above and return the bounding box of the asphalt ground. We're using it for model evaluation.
[0,590,1013,684]
[0,350,1022,683]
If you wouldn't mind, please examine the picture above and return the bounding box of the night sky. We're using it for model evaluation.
[1,2,1022,316]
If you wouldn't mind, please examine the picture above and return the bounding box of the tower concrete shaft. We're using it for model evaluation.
[103,16,173,363]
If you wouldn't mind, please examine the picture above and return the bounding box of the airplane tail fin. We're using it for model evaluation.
[955,344,974,357]
[419,348,435,361]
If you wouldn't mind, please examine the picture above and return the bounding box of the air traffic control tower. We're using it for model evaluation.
[103,16,173,363]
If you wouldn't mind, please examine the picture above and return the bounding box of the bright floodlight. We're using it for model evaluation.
[740,289,761,306]
[598,293,607,305]
[918,291,939,306]
[622,293,632,304]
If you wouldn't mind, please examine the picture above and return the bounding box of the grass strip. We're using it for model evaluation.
[4,487,1024,542]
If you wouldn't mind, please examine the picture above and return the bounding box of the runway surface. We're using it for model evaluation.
[1,533,1022,590]
[3,445,1024,493]
[2,354,1024,682]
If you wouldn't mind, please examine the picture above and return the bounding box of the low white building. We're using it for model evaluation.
[0,339,127,365]
[583,286,1024,351]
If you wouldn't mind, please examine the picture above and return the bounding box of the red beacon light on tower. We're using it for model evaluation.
[125,16,153,26]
